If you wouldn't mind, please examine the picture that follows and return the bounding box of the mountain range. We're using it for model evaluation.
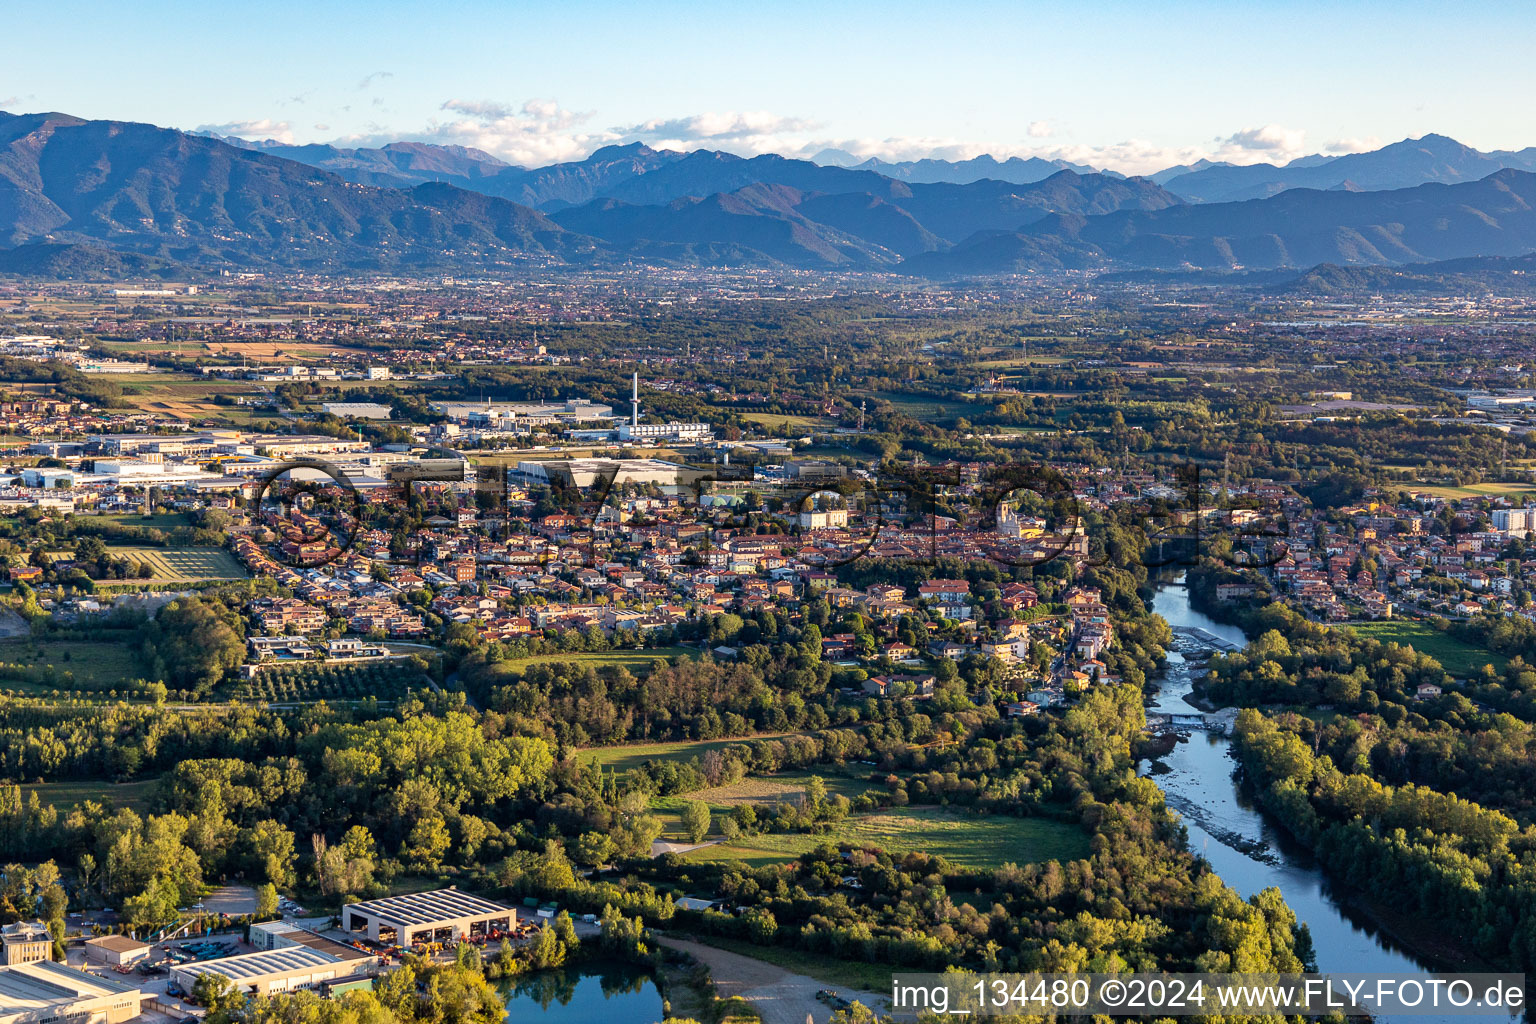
[811,150,1106,184]
[1155,135,1536,203]
[230,130,1536,208]
[7,110,1536,279]
[910,169,1536,276]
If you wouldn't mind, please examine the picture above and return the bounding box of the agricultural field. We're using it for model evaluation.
[689,807,1091,870]
[199,340,379,362]
[108,546,247,581]
[231,660,427,704]
[0,639,145,693]
[1407,481,1536,499]
[497,645,696,676]
[77,512,190,531]
[104,373,267,422]
[579,732,803,773]
[651,770,876,838]
[856,390,992,426]
[739,411,835,432]
[1348,620,1506,676]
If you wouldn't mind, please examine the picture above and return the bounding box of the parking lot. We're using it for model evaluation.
[52,894,598,1019]
[63,932,262,1021]
[201,885,260,918]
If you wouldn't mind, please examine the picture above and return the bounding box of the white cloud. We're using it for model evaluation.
[440,99,518,120]
[346,98,614,166]
[358,71,393,91]
[1324,136,1381,154]
[199,118,296,144]
[1219,124,1307,155]
[622,110,821,143]
[313,123,330,131]
[776,129,1337,176]
[279,96,1369,178]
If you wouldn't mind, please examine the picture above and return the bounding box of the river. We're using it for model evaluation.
[508,582,1483,1024]
[1143,579,1515,1021]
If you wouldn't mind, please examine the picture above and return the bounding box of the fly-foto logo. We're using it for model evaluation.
[244,456,1290,573]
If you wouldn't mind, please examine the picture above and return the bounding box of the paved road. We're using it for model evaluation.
[657,936,893,1024]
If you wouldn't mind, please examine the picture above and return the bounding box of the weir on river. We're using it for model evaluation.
[1146,708,1239,734]
[1169,623,1244,653]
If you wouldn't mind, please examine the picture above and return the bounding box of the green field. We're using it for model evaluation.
[21,777,159,811]
[108,546,248,581]
[499,646,696,676]
[689,807,1090,870]
[580,732,803,773]
[862,390,988,421]
[652,770,875,838]
[1349,620,1506,676]
[76,512,190,530]
[0,640,145,691]
[1409,482,1536,499]
[739,411,834,431]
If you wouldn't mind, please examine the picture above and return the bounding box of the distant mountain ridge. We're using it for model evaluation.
[1160,134,1536,202]
[0,110,602,269]
[7,111,1536,279]
[218,136,514,188]
[817,152,1109,184]
[913,169,1536,276]
[204,128,1536,210]
[0,110,1184,273]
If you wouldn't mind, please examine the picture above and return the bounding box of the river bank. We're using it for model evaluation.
[1148,580,1508,978]
[1139,579,1499,1023]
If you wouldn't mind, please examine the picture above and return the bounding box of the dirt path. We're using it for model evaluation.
[657,936,893,1024]
[0,608,27,640]
[650,838,720,857]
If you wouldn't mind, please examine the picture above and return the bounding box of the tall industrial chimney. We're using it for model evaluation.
[631,371,640,429]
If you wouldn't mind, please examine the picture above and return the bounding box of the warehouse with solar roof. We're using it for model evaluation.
[340,888,516,947]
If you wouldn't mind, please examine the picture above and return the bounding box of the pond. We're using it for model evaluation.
[499,964,664,1024]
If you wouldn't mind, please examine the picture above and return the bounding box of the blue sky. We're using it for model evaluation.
[7,0,1536,172]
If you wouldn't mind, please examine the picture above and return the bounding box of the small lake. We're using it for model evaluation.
[499,965,664,1024]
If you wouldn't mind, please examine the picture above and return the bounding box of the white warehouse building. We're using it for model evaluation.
[172,946,365,997]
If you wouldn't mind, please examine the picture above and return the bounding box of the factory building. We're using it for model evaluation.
[172,945,369,998]
[614,373,713,444]
[432,399,614,427]
[247,921,377,968]
[84,459,223,488]
[513,458,698,489]
[83,936,150,968]
[0,960,143,1024]
[340,889,515,947]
